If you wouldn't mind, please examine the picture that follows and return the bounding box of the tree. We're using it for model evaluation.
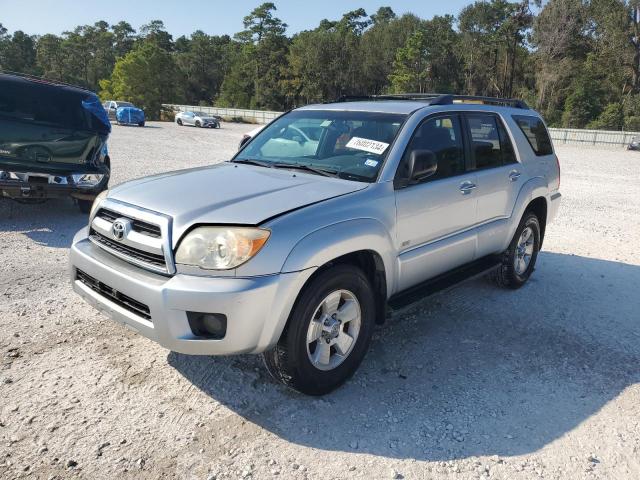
[360,13,422,94]
[0,30,38,74]
[389,16,462,94]
[458,1,532,97]
[100,41,183,119]
[112,21,137,58]
[140,20,173,51]
[220,3,289,109]
[175,31,232,103]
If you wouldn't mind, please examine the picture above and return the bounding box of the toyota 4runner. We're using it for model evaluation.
[69,94,561,395]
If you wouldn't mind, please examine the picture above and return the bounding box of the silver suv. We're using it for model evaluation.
[70,95,561,395]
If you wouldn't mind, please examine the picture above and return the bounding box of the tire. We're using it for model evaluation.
[263,264,376,395]
[138,121,145,127]
[77,199,93,214]
[195,121,201,128]
[494,212,541,289]
[177,119,183,126]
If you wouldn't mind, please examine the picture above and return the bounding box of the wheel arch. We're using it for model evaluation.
[281,219,396,325]
[524,196,548,247]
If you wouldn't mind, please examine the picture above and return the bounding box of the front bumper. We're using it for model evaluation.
[69,228,313,355]
[0,171,107,200]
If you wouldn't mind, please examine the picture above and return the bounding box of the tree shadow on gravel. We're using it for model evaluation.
[168,252,640,461]
[0,197,86,248]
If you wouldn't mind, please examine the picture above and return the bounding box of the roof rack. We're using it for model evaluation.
[335,93,529,109]
[0,70,93,93]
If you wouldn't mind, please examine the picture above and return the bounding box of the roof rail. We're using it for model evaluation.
[334,93,529,109]
[0,70,93,93]
[429,94,529,109]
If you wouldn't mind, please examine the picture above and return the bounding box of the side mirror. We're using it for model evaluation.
[408,149,437,184]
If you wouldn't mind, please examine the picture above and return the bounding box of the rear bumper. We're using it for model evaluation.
[69,228,314,355]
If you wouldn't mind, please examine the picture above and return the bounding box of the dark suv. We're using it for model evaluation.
[0,73,111,213]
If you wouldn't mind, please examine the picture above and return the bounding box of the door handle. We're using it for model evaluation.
[509,170,521,182]
[459,181,477,194]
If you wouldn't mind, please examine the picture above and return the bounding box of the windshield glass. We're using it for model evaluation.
[117,102,134,108]
[234,110,406,182]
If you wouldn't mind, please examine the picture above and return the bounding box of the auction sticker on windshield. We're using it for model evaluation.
[346,137,389,155]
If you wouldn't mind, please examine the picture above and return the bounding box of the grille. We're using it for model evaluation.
[97,208,161,238]
[76,269,151,320]
[89,231,166,268]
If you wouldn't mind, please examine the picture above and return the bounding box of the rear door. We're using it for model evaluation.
[394,113,478,291]
[464,112,521,257]
[0,77,106,174]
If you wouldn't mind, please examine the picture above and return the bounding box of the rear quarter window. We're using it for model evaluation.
[512,115,553,156]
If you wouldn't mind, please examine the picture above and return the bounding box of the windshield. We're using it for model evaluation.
[234,110,406,182]
[117,102,134,108]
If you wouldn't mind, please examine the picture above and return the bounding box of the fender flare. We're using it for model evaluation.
[506,176,549,243]
[281,218,397,297]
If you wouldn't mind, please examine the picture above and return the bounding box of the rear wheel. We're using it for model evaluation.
[138,121,145,127]
[263,265,375,395]
[494,212,541,289]
[195,120,201,128]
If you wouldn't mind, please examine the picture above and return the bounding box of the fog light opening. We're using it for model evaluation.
[187,312,227,339]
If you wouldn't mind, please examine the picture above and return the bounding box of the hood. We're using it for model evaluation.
[108,162,368,243]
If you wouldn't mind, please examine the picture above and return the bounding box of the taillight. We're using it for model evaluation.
[555,154,561,190]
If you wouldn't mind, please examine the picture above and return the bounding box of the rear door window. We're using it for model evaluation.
[512,115,553,156]
[466,113,517,169]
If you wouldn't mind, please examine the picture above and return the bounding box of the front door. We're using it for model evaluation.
[394,113,477,292]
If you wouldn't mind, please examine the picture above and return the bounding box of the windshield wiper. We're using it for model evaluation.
[230,158,273,168]
[271,163,339,178]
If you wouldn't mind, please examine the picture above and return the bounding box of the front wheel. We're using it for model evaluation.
[138,121,145,127]
[263,265,375,395]
[195,121,201,128]
[177,119,183,126]
[494,212,541,289]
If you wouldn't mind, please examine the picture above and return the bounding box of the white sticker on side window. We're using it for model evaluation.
[345,137,389,155]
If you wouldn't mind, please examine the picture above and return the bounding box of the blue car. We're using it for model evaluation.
[115,104,145,127]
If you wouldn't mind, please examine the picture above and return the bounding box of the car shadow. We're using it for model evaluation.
[168,252,640,461]
[0,197,87,248]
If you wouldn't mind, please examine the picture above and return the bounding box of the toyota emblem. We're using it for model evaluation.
[111,218,129,241]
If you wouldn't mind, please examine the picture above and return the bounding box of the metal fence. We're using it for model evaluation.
[164,104,638,147]
[548,128,637,147]
[163,104,282,124]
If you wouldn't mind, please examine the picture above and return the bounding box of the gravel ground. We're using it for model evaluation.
[1,121,639,480]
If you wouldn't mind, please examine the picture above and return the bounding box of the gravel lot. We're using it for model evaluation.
[1,121,639,480]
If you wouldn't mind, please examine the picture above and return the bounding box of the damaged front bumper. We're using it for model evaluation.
[0,170,108,200]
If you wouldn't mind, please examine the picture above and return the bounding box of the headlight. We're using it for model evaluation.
[176,227,270,270]
[72,173,105,187]
[89,190,108,219]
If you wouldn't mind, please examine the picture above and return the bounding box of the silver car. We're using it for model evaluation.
[70,95,561,395]
[175,110,221,128]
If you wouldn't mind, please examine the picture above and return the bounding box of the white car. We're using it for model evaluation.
[175,111,221,128]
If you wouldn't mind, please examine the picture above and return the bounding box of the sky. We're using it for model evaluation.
[0,0,474,37]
